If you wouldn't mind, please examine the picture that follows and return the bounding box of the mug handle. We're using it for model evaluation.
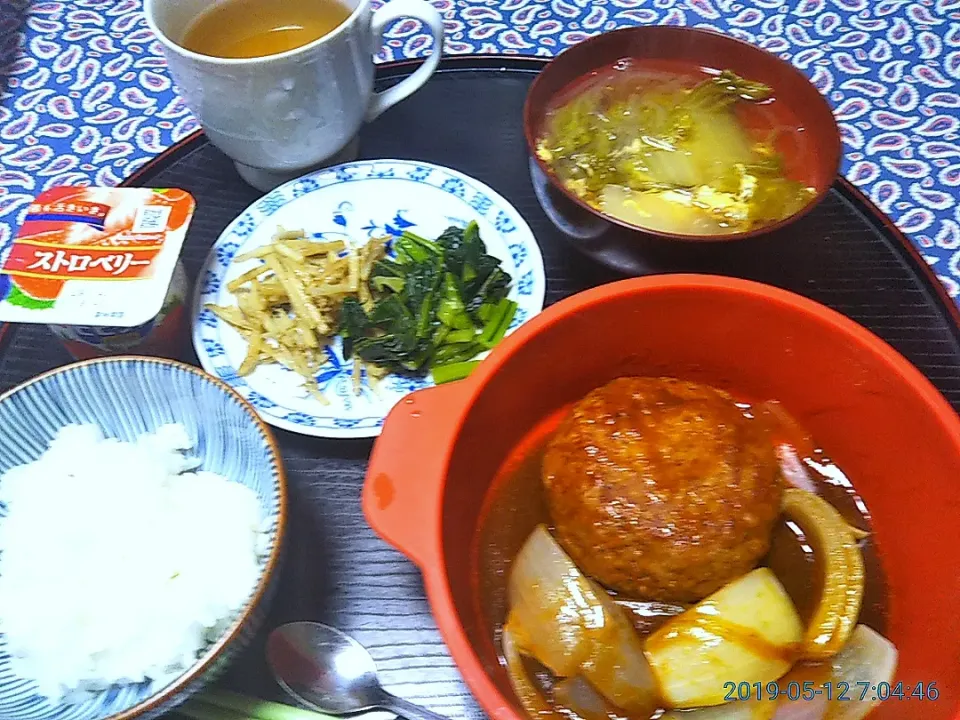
[366,0,445,122]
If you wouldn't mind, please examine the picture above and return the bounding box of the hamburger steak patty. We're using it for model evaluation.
[542,376,783,602]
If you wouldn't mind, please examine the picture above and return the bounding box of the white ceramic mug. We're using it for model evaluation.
[144,0,444,191]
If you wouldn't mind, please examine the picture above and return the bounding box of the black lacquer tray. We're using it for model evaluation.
[2,56,959,719]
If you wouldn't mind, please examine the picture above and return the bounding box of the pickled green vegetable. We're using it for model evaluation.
[338,222,516,378]
[536,70,816,235]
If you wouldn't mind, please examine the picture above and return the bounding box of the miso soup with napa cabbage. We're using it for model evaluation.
[535,60,818,236]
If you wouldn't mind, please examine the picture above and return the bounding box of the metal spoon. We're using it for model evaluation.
[267,622,451,720]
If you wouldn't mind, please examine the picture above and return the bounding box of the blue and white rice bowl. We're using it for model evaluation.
[0,356,286,720]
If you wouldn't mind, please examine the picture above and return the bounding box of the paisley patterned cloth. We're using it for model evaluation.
[1,0,958,296]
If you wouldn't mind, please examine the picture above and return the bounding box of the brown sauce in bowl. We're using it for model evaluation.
[472,395,888,719]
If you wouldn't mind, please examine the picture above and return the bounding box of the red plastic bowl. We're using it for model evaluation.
[363,275,960,720]
[523,27,842,242]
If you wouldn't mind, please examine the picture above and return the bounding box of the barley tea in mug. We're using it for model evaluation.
[181,0,353,59]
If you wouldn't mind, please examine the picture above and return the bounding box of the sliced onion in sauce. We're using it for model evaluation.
[580,607,660,716]
[777,443,819,494]
[507,525,595,677]
[660,700,778,719]
[507,525,660,717]
[658,693,830,720]
[768,625,896,720]
[755,400,820,493]
[758,400,816,459]
[553,675,614,720]
[824,625,898,720]
[502,620,564,720]
[769,661,831,720]
[781,489,865,660]
[657,688,829,720]
[772,696,829,720]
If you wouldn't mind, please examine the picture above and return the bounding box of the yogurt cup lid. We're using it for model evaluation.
[0,187,196,327]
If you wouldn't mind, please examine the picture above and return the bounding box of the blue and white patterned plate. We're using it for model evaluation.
[192,159,546,439]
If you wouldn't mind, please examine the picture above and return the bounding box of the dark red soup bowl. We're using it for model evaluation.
[363,275,960,720]
[523,27,842,242]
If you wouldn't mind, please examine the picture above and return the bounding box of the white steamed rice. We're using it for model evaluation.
[0,423,266,703]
